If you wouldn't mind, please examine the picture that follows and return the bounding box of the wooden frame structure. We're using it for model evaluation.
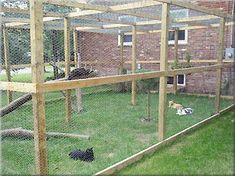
[1,0,234,175]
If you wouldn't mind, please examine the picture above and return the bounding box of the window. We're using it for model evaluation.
[168,9,189,45]
[118,34,132,46]
[118,15,136,46]
[167,74,186,86]
[168,30,188,45]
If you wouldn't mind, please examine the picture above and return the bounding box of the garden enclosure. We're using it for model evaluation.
[0,0,234,175]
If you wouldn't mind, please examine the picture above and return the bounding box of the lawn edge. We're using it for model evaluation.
[95,104,235,175]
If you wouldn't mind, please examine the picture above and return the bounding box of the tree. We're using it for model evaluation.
[137,69,159,121]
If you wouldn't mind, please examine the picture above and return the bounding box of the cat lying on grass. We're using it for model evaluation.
[69,147,94,162]
[168,100,193,116]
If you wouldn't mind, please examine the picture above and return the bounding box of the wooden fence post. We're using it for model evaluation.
[120,32,124,74]
[132,25,137,105]
[64,17,72,122]
[173,28,179,95]
[215,18,225,113]
[29,0,48,174]
[73,29,78,68]
[158,2,170,141]
[3,26,13,103]
[73,30,83,112]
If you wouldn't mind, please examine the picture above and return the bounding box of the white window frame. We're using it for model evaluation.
[118,15,137,46]
[168,9,189,45]
[177,74,186,86]
[168,30,188,45]
[118,34,132,46]
[167,74,186,86]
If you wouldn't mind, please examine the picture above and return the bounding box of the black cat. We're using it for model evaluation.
[69,147,94,162]
[68,68,94,80]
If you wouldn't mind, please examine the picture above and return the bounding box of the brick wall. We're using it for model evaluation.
[78,1,234,95]
[192,0,233,14]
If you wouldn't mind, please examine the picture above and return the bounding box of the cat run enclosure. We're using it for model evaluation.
[0,0,234,175]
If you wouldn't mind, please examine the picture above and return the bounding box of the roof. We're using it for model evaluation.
[1,0,234,34]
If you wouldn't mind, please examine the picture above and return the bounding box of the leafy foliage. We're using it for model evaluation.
[169,52,192,70]
[1,0,74,66]
[136,69,159,92]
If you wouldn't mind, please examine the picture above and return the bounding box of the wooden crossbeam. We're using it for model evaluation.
[2,16,61,27]
[153,0,233,19]
[0,59,233,71]
[68,8,161,21]
[43,0,109,11]
[0,7,64,17]
[68,0,161,18]
[0,65,221,93]
[125,21,234,35]
[1,17,30,23]
[39,65,219,93]
[75,15,218,31]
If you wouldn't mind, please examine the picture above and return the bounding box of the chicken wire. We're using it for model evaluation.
[1,0,234,175]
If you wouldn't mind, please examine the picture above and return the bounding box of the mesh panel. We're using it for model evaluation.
[0,0,234,175]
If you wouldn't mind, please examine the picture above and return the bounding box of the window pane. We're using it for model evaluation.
[124,35,132,43]
[177,75,184,84]
[169,31,175,41]
[167,77,174,84]
[168,30,185,41]
[178,30,185,40]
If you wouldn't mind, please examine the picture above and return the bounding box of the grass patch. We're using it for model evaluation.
[118,110,235,175]
[0,71,54,83]
[1,90,233,175]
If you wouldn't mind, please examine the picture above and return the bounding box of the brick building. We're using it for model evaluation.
[77,1,235,95]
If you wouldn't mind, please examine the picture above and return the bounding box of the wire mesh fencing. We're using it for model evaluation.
[1,0,234,175]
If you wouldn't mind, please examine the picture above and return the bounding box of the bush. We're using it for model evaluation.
[136,69,159,93]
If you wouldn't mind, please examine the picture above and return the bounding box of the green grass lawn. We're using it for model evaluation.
[118,110,235,175]
[0,70,54,83]
[1,88,233,175]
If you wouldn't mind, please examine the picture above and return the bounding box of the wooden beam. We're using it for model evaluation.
[0,59,229,75]
[154,0,233,19]
[167,64,221,76]
[2,26,13,103]
[126,21,234,35]
[0,82,36,93]
[0,64,226,94]
[1,127,90,140]
[64,17,72,122]
[29,0,48,174]
[215,18,225,113]
[67,1,161,20]
[131,25,137,106]
[124,59,235,64]
[158,3,170,141]
[110,1,161,11]
[74,14,220,32]
[41,71,165,92]
[173,28,178,95]
[40,65,220,93]
[95,103,235,175]
[73,30,78,67]
[120,33,124,73]
[1,17,30,23]
[5,22,29,28]
[43,0,110,11]
[73,30,83,113]
[0,7,64,17]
